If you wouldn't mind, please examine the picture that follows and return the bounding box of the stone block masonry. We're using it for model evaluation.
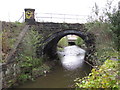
[34,22,95,60]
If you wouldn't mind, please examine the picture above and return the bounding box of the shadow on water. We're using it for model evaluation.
[16,46,92,88]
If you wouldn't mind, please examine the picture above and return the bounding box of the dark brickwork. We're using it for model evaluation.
[33,22,95,61]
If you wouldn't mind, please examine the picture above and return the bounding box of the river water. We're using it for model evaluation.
[17,45,92,88]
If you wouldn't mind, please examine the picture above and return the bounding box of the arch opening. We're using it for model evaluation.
[57,34,87,52]
[43,30,95,60]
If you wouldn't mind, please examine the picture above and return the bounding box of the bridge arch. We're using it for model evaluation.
[42,29,95,59]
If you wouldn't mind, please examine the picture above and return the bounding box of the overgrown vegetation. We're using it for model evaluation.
[75,37,83,46]
[75,1,119,89]
[2,22,25,62]
[108,10,120,51]
[2,22,51,85]
[75,59,119,88]
[75,37,86,49]
[17,27,50,83]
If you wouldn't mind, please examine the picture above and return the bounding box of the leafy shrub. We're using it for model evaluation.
[108,11,120,51]
[18,74,31,83]
[17,28,44,82]
[57,37,68,48]
[75,37,84,47]
[75,59,119,88]
[57,36,68,51]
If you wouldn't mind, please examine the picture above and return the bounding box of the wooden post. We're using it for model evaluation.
[0,21,2,90]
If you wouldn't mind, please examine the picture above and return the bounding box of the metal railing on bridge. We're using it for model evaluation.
[35,13,88,23]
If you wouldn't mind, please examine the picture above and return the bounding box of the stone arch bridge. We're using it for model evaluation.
[33,22,95,60]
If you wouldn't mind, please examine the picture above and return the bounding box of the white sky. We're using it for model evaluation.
[0,0,119,22]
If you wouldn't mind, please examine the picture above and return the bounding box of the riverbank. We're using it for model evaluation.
[10,60,58,88]
[75,54,120,89]
[14,60,92,88]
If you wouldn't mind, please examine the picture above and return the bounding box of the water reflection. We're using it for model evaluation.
[57,45,86,70]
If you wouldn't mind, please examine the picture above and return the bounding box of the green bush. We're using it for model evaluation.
[57,37,68,48]
[108,11,120,51]
[17,28,44,82]
[75,59,120,88]
[75,37,84,47]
